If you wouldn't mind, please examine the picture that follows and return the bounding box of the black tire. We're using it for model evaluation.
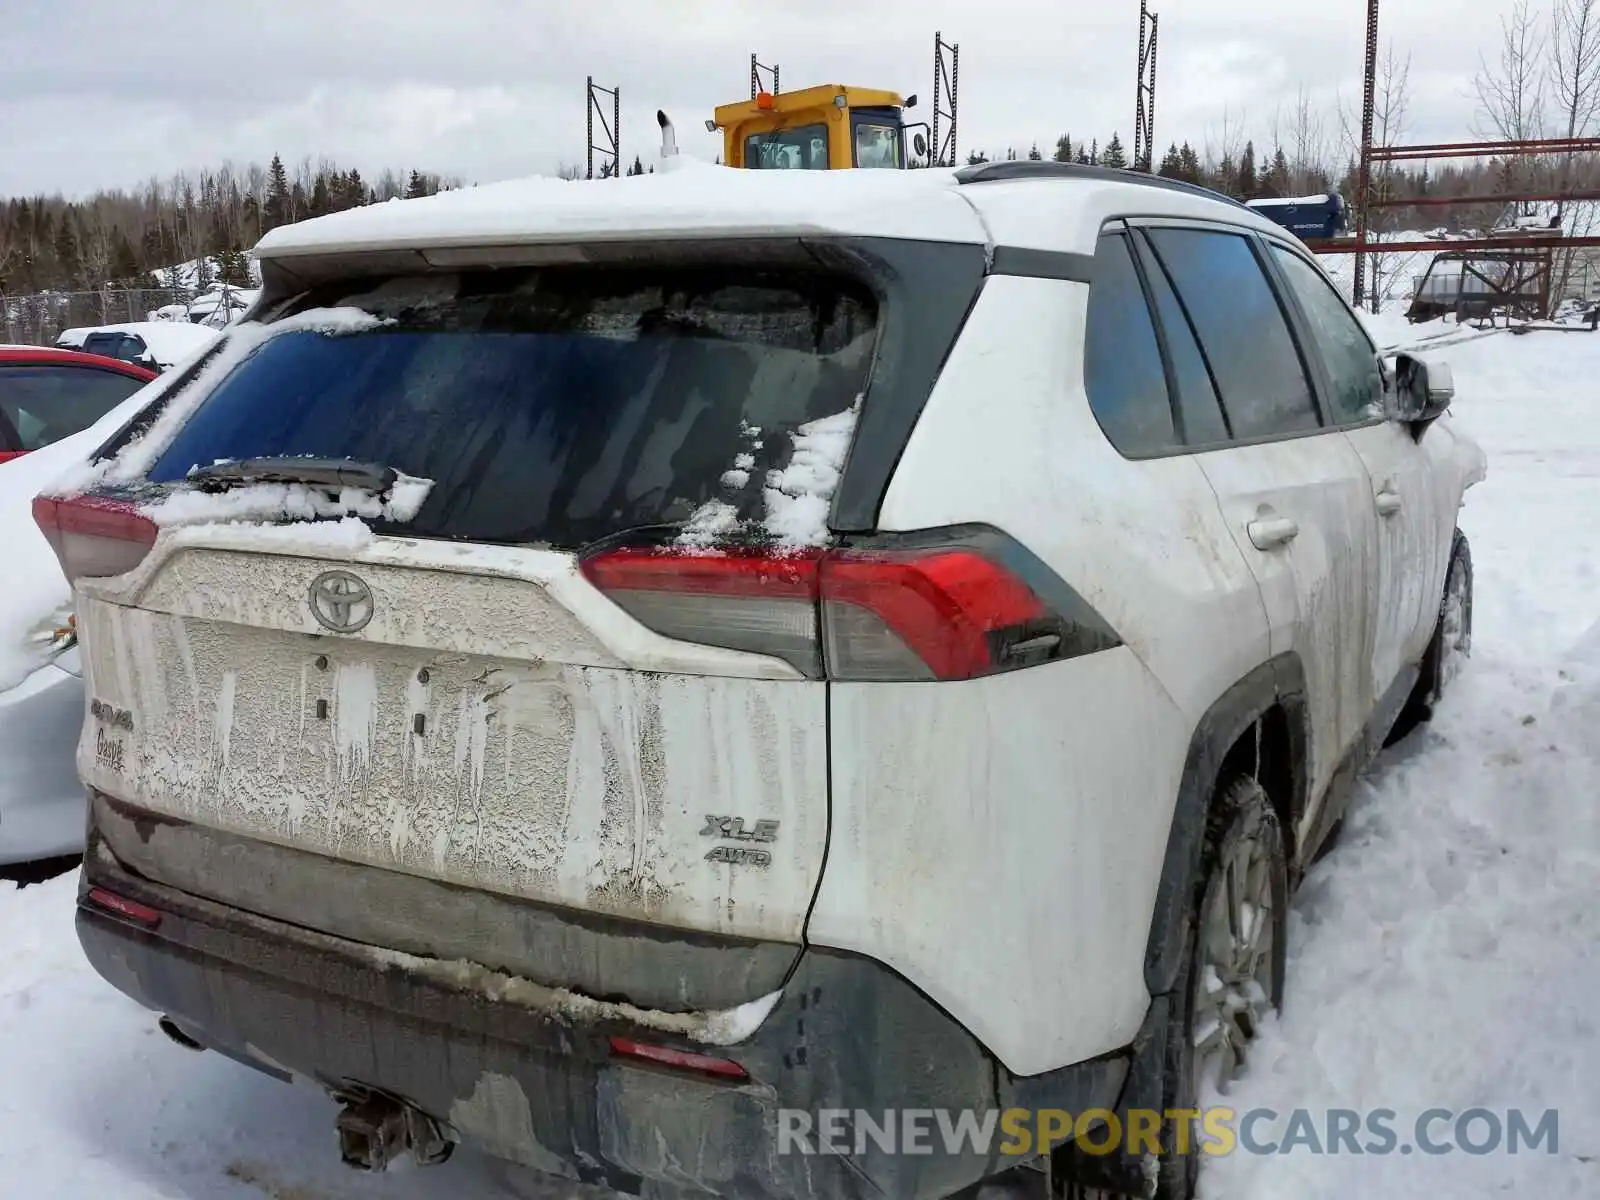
[1388,529,1473,744]
[1153,777,1288,1200]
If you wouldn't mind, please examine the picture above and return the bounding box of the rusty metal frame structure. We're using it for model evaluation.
[1134,1,1160,173]
[931,31,959,168]
[586,77,620,180]
[751,54,779,98]
[1341,0,1600,316]
[1408,248,1551,323]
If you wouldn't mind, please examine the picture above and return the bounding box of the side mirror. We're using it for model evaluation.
[1393,352,1453,435]
[914,132,928,158]
[904,93,919,110]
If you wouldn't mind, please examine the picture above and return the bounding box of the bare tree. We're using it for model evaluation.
[1547,0,1600,302]
[1476,0,1550,204]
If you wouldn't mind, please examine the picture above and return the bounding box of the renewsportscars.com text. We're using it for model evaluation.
[777,1106,1559,1159]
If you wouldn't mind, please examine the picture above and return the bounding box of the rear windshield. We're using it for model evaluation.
[145,266,878,548]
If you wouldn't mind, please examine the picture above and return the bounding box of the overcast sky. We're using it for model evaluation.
[3,0,1501,198]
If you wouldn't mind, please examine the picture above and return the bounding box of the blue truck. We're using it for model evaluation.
[1244,193,1347,240]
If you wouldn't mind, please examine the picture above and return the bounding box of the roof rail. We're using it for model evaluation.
[953,160,1249,211]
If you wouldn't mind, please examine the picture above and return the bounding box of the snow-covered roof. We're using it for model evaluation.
[254,161,983,259]
[253,158,1288,266]
[70,321,221,368]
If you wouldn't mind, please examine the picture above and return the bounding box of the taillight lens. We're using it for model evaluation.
[821,549,1050,681]
[581,547,825,677]
[31,494,158,584]
[580,536,1116,682]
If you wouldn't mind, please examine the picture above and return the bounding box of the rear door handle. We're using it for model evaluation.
[1247,517,1300,550]
[1375,489,1402,516]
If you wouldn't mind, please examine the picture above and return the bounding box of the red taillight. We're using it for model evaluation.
[580,538,1106,682]
[821,550,1049,681]
[582,547,825,677]
[32,494,159,584]
[608,1037,749,1081]
[0,450,28,463]
[85,886,163,927]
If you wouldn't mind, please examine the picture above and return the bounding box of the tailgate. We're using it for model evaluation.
[76,534,828,949]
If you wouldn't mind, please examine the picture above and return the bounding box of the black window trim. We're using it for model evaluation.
[1255,236,1389,433]
[1087,214,1361,460]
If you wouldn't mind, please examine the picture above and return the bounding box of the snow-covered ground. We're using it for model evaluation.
[3,320,1599,1197]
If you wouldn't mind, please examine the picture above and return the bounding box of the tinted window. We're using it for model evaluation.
[146,267,878,549]
[1271,246,1385,423]
[1083,232,1177,455]
[0,365,150,450]
[745,125,830,169]
[1145,229,1320,439]
[1134,233,1231,445]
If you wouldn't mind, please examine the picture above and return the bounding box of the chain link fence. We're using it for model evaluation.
[1,287,200,347]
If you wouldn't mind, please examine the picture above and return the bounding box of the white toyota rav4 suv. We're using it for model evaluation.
[41,156,1484,1199]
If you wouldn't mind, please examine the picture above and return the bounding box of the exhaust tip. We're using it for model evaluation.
[158,1015,205,1051]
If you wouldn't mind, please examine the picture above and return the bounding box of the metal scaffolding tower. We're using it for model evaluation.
[931,32,960,167]
[586,77,620,180]
[750,54,779,98]
[1134,1,1160,172]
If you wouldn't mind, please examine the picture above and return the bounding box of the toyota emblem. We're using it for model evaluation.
[307,570,374,633]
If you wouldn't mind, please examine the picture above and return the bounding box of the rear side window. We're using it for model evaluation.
[145,267,878,549]
[1144,228,1321,440]
[1270,246,1385,424]
[0,365,149,451]
[1083,232,1177,456]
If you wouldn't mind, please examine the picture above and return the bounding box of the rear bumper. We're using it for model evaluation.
[78,836,1129,1199]
[0,662,85,865]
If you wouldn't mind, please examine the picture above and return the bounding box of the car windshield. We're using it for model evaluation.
[144,265,880,549]
[745,124,830,170]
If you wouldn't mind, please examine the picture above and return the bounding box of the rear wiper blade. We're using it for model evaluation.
[187,456,398,493]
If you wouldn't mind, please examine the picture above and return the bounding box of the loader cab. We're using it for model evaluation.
[712,84,923,170]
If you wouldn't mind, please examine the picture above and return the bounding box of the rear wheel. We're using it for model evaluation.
[1055,778,1287,1200]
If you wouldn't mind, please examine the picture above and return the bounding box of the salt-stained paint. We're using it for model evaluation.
[73,538,830,943]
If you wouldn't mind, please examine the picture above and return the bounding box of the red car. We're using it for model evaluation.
[0,347,158,464]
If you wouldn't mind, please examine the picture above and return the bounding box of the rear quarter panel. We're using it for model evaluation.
[807,276,1273,1075]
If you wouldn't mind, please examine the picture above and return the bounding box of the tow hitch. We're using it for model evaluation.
[333,1087,455,1171]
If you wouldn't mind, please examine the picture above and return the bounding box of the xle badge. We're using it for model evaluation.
[701,815,779,868]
